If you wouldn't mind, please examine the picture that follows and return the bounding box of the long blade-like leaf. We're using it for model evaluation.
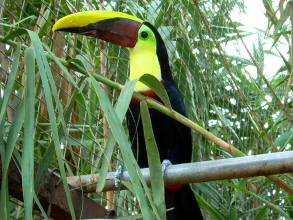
[88,74,155,220]
[28,30,76,219]
[96,79,138,192]
[140,100,166,219]
[22,47,36,219]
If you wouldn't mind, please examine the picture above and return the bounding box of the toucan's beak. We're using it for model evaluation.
[52,11,143,48]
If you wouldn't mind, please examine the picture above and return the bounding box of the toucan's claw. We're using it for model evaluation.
[114,165,126,188]
[162,159,172,173]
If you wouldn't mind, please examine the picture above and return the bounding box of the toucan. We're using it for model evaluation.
[53,11,203,219]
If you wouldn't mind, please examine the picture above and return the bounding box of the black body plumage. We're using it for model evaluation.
[127,22,203,220]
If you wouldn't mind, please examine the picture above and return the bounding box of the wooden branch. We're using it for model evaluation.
[0,158,116,219]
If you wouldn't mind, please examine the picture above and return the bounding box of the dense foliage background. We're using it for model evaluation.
[0,0,293,219]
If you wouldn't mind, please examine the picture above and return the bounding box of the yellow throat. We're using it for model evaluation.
[129,24,161,92]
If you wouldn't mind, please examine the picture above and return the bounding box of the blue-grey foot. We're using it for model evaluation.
[114,165,126,188]
[162,159,172,173]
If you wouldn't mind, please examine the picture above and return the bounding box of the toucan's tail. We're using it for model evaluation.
[165,184,203,220]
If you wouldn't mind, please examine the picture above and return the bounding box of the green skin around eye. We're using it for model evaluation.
[139,27,151,40]
[129,25,161,91]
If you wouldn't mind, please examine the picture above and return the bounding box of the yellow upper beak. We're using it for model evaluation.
[52,11,143,48]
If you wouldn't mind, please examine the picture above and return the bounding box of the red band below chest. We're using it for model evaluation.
[165,184,184,191]
[131,89,160,104]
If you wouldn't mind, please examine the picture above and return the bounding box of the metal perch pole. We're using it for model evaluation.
[67,151,293,193]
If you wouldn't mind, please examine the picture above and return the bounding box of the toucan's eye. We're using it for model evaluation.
[139,26,153,41]
[141,31,149,39]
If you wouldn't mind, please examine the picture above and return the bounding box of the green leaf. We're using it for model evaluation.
[3,28,28,41]
[139,74,171,108]
[254,206,269,220]
[140,100,166,220]
[195,190,228,220]
[274,130,293,146]
[22,47,36,219]
[28,30,76,219]
[96,79,138,192]
[88,74,155,220]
